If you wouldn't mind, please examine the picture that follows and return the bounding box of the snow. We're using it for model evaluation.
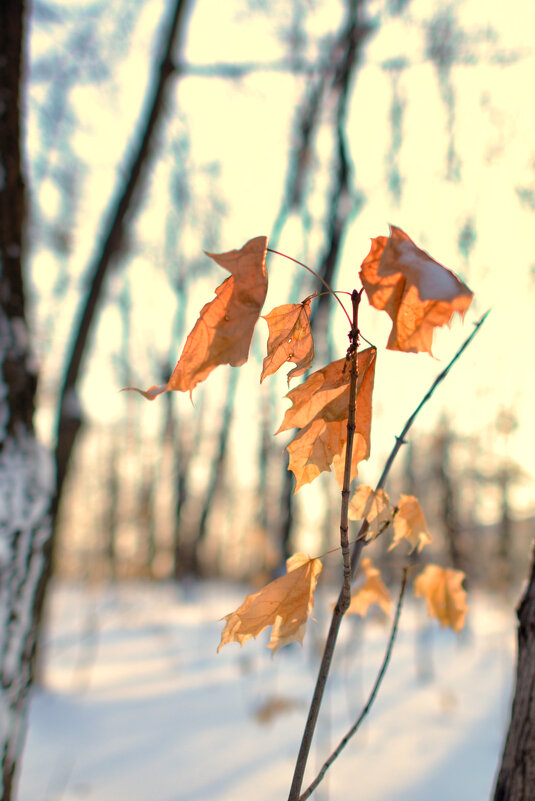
[18,580,517,801]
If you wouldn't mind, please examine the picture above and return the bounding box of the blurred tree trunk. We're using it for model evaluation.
[103,441,120,581]
[493,540,535,801]
[275,0,373,556]
[52,0,192,543]
[434,421,464,572]
[192,368,240,575]
[0,2,54,797]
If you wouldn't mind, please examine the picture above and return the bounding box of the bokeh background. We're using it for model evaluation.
[17,1,535,799]
[29,0,534,586]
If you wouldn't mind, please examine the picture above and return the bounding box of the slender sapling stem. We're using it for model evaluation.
[298,567,409,801]
[287,289,362,801]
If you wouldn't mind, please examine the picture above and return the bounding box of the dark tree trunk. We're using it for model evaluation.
[193,368,239,574]
[493,540,535,801]
[53,0,192,532]
[0,3,54,798]
[275,0,373,558]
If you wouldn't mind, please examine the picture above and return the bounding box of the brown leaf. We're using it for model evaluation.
[348,485,394,538]
[347,557,393,618]
[359,225,473,354]
[414,565,468,632]
[261,297,315,384]
[124,236,268,398]
[218,553,322,653]
[389,494,432,553]
[278,349,376,491]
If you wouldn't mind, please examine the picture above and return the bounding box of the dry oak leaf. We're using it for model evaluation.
[124,236,268,399]
[414,564,468,633]
[359,225,473,354]
[261,296,315,384]
[389,494,432,553]
[277,348,376,492]
[347,557,393,618]
[348,485,394,539]
[218,552,323,653]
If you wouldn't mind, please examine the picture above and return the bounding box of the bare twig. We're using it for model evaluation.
[299,567,409,801]
[375,312,490,491]
[350,309,490,573]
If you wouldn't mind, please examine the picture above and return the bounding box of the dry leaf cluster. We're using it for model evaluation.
[124,227,473,647]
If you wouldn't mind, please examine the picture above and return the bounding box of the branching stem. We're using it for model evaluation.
[299,567,409,801]
[287,309,489,801]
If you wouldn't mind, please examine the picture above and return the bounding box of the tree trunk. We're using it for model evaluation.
[0,3,54,798]
[492,540,535,801]
[53,0,192,530]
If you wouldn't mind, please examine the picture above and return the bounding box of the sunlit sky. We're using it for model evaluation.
[29,0,535,519]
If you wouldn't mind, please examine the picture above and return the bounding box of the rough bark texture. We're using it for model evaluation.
[493,541,535,801]
[0,2,54,798]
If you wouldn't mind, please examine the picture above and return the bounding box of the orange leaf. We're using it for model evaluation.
[125,236,268,399]
[278,348,376,491]
[359,225,473,354]
[261,297,315,384]
[348,485,394,538]
[389,494,432,553]
[347,557,393,617]
[217,553,323,653]
[414,564,468,632]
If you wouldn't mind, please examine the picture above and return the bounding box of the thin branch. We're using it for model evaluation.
[351,309,490,573]
[376,310,490,493]
[173,58,317,78]
[299,567,409,801]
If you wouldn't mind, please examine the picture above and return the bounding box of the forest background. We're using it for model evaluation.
[29,0,535,585]
[3,0,535,798]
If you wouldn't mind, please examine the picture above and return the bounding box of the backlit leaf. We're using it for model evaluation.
[278,348,376,491]
[348,485,394,538]
[359,225,473,354]
[414,564,468,632]
[261,297,315,384]
[389,494,432,553]
[218,553,323,653]
[347,558,393,617]
[124,236,268,398]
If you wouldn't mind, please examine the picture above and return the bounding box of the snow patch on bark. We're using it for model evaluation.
[0,428,53,794]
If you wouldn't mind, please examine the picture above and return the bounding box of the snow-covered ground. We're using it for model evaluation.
[19,580,518,801]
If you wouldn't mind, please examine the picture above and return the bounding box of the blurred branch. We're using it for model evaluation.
[173,58,317,77]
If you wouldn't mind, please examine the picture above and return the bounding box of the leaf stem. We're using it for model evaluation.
[298,567,409,801]
[267,248,352,325]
